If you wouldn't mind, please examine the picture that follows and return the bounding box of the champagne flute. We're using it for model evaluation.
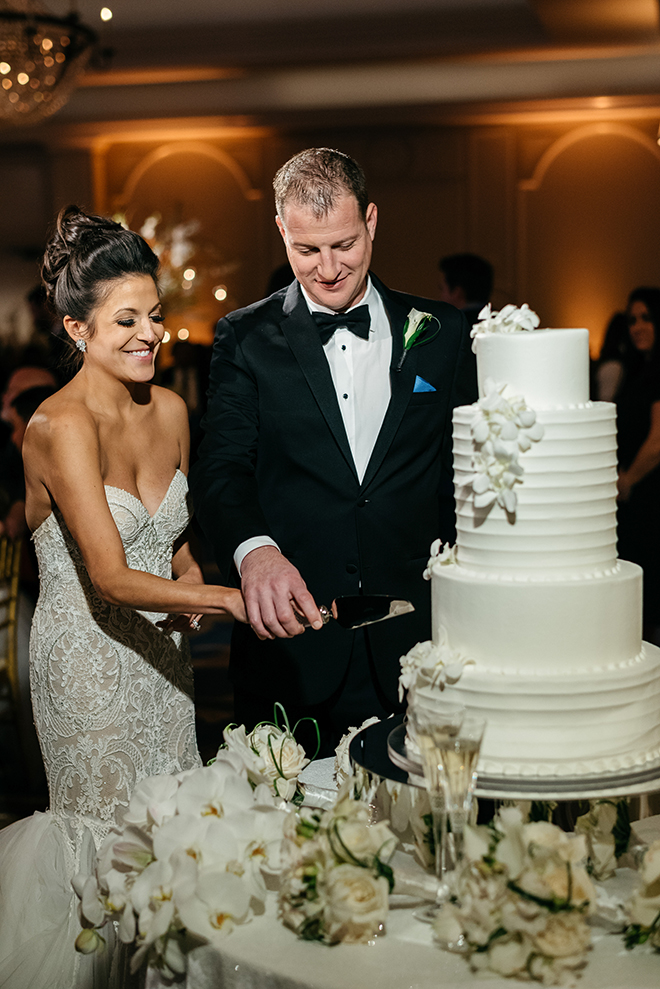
[438,713,486,867]
[408,698,465,922]
[433,713,486,952]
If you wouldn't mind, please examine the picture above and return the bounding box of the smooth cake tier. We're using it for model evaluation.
[432,559,642,674]
[453,402,618,575]
[475,327,589,408]
[439,642,660,777]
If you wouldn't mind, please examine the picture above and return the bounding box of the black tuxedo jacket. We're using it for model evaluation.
[190,273,477,708]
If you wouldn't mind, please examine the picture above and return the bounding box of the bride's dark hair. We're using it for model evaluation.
[42,205,159,325]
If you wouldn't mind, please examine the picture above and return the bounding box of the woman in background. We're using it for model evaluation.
[0,206,247,988]
[616,286,660,641]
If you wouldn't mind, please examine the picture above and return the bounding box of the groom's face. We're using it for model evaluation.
[276,194,377,312]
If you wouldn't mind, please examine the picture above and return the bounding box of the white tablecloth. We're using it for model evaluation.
[146,869,660,989]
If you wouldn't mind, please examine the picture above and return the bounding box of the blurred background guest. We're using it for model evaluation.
[593,310,630,402]
[438,252,494,327]
[616,286,660,642]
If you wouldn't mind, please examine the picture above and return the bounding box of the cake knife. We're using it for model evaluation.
[296,594,415,630]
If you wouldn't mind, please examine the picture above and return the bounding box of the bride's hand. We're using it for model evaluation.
[156,613,204,634]
[222,588,249,625]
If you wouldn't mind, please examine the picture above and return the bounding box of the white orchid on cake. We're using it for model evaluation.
[470,302,540,350]
[73,753,290,976]
[279,783,397,944]
[398,628,470,701]
[435,807,596,986]
[465,377,544,515]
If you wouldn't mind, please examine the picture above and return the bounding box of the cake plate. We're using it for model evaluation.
[349,715,660,801]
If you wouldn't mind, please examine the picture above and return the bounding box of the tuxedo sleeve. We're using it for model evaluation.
[190,315,272,583]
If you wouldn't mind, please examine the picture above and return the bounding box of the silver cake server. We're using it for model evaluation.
[297,594,415,630]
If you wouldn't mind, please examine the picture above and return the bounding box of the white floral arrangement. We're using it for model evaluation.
[623,838,660,951]
[220,706,314,804]
[574,798,630,882]
[466,377,544,515]
[74,752,289,977]
[470,302,540,351]
[435,807,595,986]
[279,784,397,944]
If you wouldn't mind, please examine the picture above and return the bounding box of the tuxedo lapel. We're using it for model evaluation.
[361,275,417,490]
[280,283,358,479]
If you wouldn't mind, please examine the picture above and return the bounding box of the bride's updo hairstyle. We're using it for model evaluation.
[42,205,160,366]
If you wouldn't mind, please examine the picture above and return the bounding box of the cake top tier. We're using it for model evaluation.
[471,306,590,409]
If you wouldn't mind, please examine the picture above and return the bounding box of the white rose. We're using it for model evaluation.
[323,864,389,943]
[330,818,396,866]
[640,839,660,886]
[250,725,309,782]
[533,911,591,960]
[433,902,465,946]
[627,887,660,928]
[487,935,531,977]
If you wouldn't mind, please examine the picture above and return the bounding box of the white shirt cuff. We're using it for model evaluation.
[234,536,280,576]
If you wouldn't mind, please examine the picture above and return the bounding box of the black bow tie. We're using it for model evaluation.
[312,304,371,345]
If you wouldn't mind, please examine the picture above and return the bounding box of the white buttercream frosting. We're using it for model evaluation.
[418,318,660,778]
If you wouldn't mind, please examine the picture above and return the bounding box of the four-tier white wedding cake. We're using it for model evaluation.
[415,305,660,778]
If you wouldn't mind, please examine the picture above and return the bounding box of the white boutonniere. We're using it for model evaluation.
[397,308,440,370]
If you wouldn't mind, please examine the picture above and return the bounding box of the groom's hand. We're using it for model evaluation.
[240,546,323,639]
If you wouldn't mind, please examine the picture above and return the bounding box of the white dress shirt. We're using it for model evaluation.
[234,277,392,574]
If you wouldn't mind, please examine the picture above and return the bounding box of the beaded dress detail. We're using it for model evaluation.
[0,469,201,988]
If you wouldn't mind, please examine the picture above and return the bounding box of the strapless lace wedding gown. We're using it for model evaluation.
[0,470,201,989]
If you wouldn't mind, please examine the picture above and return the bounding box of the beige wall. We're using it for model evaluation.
[3,115,660,355]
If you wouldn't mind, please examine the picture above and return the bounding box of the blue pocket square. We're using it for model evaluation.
[413,375,436,393]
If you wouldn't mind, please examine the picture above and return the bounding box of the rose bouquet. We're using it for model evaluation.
[74,751,289,976]
[623,838,660,950]
[435,807,595,986]
[279,784,397,944]
[220,704,316,804]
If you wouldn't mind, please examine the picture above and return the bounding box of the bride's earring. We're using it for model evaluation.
[76,338,87,353]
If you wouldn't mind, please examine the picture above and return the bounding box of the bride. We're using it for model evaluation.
[0,207,247,988]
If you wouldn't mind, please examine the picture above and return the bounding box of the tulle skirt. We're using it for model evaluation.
[0,811,138,989]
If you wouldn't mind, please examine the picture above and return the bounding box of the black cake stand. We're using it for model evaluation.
[349,715,660,801]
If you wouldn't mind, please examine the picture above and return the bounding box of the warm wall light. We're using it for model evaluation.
[162,330,171,344]
[213,285,227,301]
[100,7,112,21]
[657,122,660,146]
[177,328,190,340]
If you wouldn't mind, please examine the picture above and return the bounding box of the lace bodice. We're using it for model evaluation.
[30,469,201,848]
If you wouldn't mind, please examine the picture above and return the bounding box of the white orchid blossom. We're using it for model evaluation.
[464,378,544,516]
[398,620,470,703]
[470,302,540,351]
[74,745,292,975]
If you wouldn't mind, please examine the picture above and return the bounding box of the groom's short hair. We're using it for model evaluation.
[273,148,369,222]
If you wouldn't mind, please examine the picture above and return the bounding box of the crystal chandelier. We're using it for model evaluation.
[0,1,96,124]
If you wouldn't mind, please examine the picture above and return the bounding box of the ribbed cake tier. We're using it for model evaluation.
[440,643,660,777]
[453,402,618,575]
[432,559,642,674]
[476,327,589,409]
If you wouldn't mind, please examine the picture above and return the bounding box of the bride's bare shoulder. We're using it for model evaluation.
[24,385,98,457]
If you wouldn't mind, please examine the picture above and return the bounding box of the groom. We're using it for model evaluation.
[191,148,476,752]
